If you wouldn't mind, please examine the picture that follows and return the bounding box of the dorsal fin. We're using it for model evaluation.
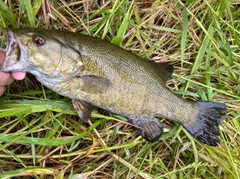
[144,60,174,82]
[155,62,173,82]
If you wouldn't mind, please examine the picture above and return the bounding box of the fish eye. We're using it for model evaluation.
[32,36,45,46]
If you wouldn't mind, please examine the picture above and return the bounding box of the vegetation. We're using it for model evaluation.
[0,0,239,178]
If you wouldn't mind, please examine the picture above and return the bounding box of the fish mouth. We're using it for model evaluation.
[0,30,28,72]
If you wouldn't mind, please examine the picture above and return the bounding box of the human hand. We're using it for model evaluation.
[0,48,26,96]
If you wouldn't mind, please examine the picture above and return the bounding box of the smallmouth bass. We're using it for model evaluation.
[1,28,226,146]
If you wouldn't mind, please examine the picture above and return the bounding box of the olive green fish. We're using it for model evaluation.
[1,28,226,146]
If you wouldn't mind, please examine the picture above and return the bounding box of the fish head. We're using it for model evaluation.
[1,28,83,85]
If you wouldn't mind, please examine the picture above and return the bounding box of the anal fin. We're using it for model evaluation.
[72,99,92,122]
[128,115,164,142]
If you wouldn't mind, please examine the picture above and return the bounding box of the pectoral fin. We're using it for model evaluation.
[72,99,92,122]
[79,75,112,93]
[128,115,164,142]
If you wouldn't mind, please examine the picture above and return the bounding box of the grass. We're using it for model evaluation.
[0,0,239,178]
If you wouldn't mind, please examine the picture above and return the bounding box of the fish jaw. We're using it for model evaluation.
[1,30,33,72]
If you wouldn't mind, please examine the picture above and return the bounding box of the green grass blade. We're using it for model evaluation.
[0,167,58,178]
[0,1,17,27]
[181,7,188,67]
[24,0,36,27]
[33,0,42,16]
[185,0,198,6]
[191,22,214,74]
[0,120,102,146]
[111,0,134,45]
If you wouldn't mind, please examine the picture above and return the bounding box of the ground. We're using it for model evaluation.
[0,0,239,179]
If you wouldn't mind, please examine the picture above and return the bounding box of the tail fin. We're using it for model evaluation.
[183,101,226,146]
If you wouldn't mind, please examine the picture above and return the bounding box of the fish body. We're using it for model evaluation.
[1,28,226,145]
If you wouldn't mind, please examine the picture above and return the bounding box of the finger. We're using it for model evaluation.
[0,48,6,65]
[0,72,14,86]
[12,71,26,80]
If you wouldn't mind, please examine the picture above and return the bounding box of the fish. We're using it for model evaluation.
[0,28,226,146]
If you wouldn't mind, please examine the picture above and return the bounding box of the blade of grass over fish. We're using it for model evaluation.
[0,1,17,28]
[181,7,188,68]
[24,0,36,27]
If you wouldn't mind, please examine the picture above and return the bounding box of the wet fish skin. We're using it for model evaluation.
[1,28,226,145]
